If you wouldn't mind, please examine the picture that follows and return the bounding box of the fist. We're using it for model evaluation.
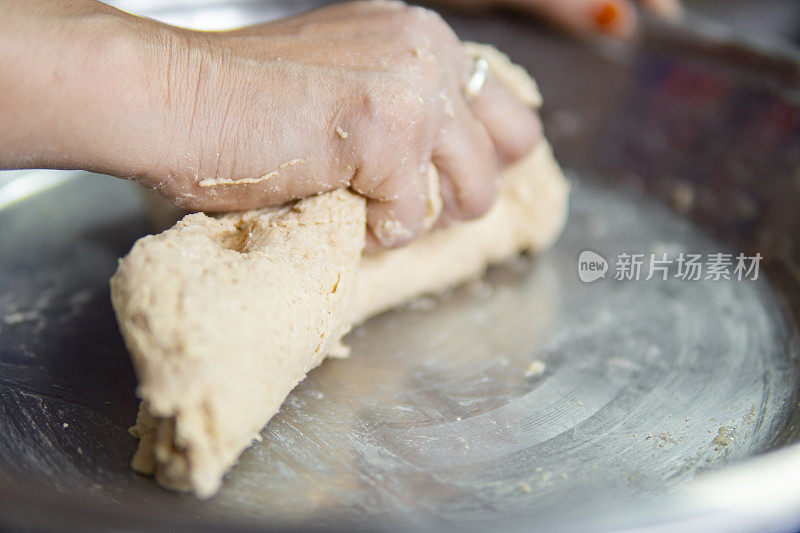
[142,1,542,247]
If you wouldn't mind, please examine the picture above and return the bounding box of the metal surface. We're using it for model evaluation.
[2,1,800,531]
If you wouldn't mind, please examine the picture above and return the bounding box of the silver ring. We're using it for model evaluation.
[464,56,489,100]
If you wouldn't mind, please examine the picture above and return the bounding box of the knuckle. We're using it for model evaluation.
[356,79,428,145]
[397,5,456,45]
[407,5,446,27]
[410,6,459,43]
[348,90,429,196]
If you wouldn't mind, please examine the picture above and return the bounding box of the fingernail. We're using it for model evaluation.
[593,2,619,30]
[590,1,633,37]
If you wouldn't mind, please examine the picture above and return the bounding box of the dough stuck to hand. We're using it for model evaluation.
[110,43,570,498]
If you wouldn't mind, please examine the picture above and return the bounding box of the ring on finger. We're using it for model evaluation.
[464,56,489,101]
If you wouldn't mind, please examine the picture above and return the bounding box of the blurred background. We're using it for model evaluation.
[109,0,800,48]
[687,0,800,46]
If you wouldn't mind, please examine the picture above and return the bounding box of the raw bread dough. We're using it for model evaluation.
[111,44,570,498]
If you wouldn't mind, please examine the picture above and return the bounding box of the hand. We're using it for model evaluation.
[148,1,542,247]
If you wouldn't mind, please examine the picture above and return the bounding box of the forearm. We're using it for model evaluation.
[0,0,169,178]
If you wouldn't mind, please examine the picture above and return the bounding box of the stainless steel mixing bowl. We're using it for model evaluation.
[2,1,800,531]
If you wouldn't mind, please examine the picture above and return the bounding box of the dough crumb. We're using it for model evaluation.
[439,90,455,118]
[335,126,349,139]
[4,311,41,325]
[199,159,303,187]
[373,218,413,243]
[524,360,546,377]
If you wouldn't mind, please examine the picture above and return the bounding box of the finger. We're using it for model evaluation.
[508,0,638,38]
[635,0,683,20]
[432,106,498,221]
[433,169,460,228]
[364,231,382,254]
[351,159,430,249]
[468,76,543,165]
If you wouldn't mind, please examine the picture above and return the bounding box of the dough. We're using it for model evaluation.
[111,44,570,498]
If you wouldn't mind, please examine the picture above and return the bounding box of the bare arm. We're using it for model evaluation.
[0,0,169,177]
[0,0,542,247]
